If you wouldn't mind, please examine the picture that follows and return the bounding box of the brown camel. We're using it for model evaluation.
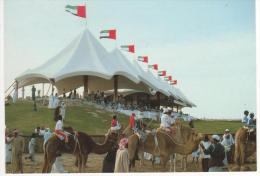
[233,127,256,171]
[128,124,203,171]
[42,127,118,173]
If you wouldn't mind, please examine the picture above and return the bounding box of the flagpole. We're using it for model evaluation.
[85,1,87,27]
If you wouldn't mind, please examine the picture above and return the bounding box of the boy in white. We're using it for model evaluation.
[54,115,68,143]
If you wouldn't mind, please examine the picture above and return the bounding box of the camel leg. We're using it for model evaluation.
[240,144,246,166]
[160,155,169,172]
[42,152,48,173]
[78,154,83,173]
[46,155,56,173]
[81,154,88,172]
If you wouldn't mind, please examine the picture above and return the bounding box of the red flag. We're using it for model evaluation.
[168,76,172,81]
[158,70,166,76]
[100,29,116,40]
[148,64,158,70]
[65,5,86,18]
[138,56,148,63]
[121,45,135,53]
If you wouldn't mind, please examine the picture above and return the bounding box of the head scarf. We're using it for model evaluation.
[118,137,128,150]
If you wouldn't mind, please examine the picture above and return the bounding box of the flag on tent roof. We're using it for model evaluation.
[100,29,116,40]
[148,64,158,70]
[170,80,177,85]
[164,77,169,81]
[121,45,135,53]
[65,5,86,18]
[137,56,148,63]
[168,76,172,81]
[158,70,166,76]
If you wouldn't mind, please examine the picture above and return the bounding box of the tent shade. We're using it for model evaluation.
[15,28,195,107]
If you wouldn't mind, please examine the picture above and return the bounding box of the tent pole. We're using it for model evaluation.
[22,86,25,99]
[113,75,118,102]
[83,75,88,99]
[14,81,18,100]
[42,83,44,97]
[42,83,51,105]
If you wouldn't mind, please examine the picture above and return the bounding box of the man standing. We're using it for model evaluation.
[60,102,66,121]
[221,129,234,164]
[10,129,25,173]
[200,135,226,172]
[31,85,36,101]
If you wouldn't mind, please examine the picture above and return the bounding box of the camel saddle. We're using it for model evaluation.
[156,125,185,145]
[243,126,256,143]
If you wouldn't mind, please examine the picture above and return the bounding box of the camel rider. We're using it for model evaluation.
[129,113,136,130]
[247,113,256,129]
[200,135,226,172]
[160,108,174,133]
[55,115,69,144]
[110,115,121,132]
[221,129,234,164]
[242,110,249,124]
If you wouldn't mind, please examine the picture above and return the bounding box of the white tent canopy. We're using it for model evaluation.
[15,28,195,107]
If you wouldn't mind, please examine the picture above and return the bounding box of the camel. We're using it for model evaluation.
[233,127,256,171]
[42,127,118,173]
[128,124,203,171]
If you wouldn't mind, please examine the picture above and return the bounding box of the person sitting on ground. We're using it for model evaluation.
[221,129,234,164]
[114,137,129,172]
[110,115,121,132]
[25,133,36,162]
[242,110,249,124]
[200,135,226,172]
[247,113,256,128]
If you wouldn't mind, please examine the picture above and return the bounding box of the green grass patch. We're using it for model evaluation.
[5,101,244,135]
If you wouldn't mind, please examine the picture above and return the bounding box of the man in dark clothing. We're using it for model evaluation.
[31,85,36,101]
[200,134,227,172]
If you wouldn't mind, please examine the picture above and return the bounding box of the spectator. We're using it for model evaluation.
[31,85,36,101]
[60,102,66,121]
[10,129,25,173]
[114,138,129,172]
[73,89,77,99]
[43,128,52,146]
[200,134,211,172]
[5,128,12,164]
[221,129,234,164]
[129,113,135,129]
[39,126,45,136]
[62,89,66,98]
[200,135,226,172]
[25,133,36,162]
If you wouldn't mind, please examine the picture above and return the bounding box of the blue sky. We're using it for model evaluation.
[4,0,256,119]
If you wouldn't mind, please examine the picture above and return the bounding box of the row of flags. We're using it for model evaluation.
[65,4,177,85]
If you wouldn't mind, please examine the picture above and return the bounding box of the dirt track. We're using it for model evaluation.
[6,153,256,173]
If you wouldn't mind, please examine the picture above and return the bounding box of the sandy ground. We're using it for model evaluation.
[6,153,256,173]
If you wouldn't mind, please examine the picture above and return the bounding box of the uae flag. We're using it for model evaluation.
[100,29,116,40]
[148,64,158,70]
[168,76,172,81]
[137,56,148,63]
[170,80,177,85]
[65,5,86,18]
[158,70,166,76]
[121,45,135,53]
[165,76,172,81]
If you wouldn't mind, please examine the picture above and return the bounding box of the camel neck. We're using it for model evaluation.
[92,136,114,154]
